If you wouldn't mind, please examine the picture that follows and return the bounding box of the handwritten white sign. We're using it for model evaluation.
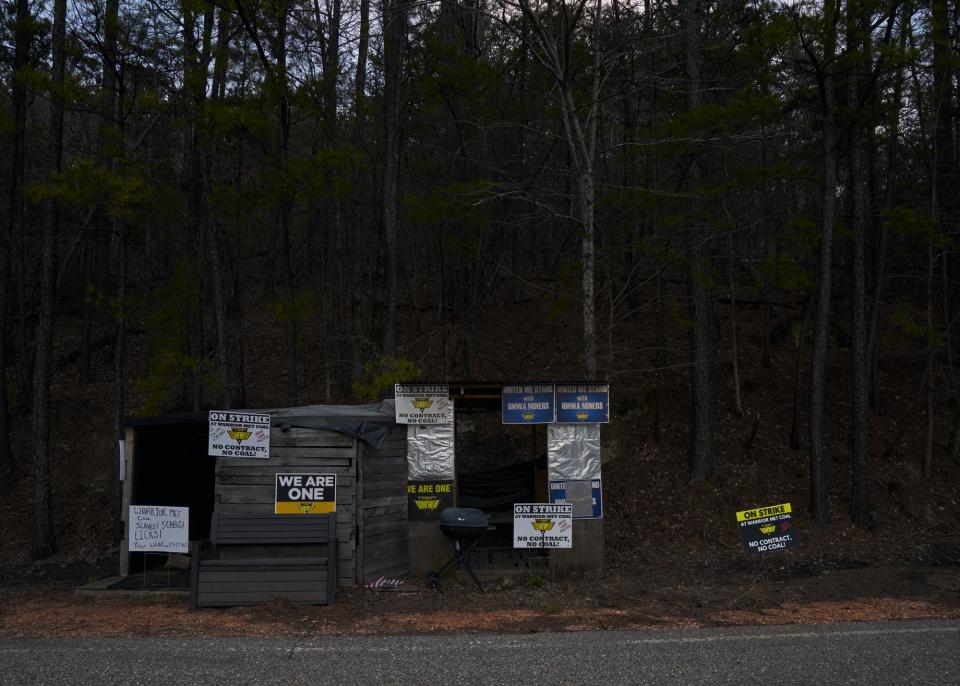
[128,505,189,553]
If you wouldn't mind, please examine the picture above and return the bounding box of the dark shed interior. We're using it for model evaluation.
[124,415,215,572]
[450,384,550,564]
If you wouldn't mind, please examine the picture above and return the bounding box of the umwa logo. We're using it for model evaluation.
[227,427,252,445]
[531,518,555,533]
[411,397,434,411]
[298,502,315,513]
[414,496,440,511]
[759,524,776,534]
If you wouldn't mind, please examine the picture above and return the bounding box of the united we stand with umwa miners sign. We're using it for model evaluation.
[513,503,573,548]
[736,502,798,554]
[275,473,336,514]
[501,384,555,424]
[555,384,609,423]
[208,411,270,458]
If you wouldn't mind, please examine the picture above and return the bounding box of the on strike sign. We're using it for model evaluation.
[513,503,573,548]
[394,385,451,424]
[208,411,270,458]
[275,473,336,514]
[736,502,798,555]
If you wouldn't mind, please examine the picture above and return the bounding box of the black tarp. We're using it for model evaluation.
[126,400,399,448]
[458,459,536,510]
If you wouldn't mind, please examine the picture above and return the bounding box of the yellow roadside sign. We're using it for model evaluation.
[736,502,792,522]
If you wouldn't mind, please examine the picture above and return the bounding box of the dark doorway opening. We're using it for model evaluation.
[453,387,550,571]
[127,418,216,572]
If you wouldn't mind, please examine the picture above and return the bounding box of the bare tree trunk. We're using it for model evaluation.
[728,235,743,417]
[277,45,297,407]
[789,293,811,450]
[210,8,240,405]
[342,0,370,394]
[10,0,32,414]
[759,110,773,370]
[208,8,232,408]
[318,0,343,394]
[574,1,601,380]
[321,0,341,145]
[30,0,66,560]
[381,0,408,359]
[654,268,665,442]
[112,131,127,545]
[79,0,119,390]
[867,7,908,407]
[113,216,126,487]
[208,226,231,408]
[684,0,712,482]
[924,210,935,478]
[932,0,955,236]
[183,3,206,412]
[15,268,32,415]
[923,0,951,478]
[942,253,954,399]
[0,0,21,469]
[579,169,597,379]
[932,0,956,464]
[510,0,601,379]
[103,0,124,545]
[78,253,92,385]
[689,251,714,483]
[184,2,232,408]
[355,0,369,110]
[848,3,871,528]
[0,249,12,482]
[807,0,838,527]
[235,0,297,403]
[951,401,960,465]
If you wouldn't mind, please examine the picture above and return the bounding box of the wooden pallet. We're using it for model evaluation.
[189,513,338,609]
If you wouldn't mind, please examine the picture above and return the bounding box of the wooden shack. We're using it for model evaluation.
[120,402,408,586]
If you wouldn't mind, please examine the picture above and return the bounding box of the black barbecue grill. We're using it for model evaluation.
[429,507,495,592]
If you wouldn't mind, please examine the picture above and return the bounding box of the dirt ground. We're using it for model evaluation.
[2,544,958,638]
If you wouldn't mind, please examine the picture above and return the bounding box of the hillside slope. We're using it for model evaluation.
[1,291,957,576]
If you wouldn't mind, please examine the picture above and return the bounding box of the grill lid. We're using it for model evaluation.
[439,507,489,529]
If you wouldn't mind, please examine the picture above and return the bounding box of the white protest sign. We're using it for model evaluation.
[208,411,271,458]
[128,505,189,553]
[513,503,573,548]
[394,385,451,424]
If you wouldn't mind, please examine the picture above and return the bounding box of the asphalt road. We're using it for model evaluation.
[1,620,958,685]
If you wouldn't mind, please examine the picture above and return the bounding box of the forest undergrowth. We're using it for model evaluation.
[0,296,960,628]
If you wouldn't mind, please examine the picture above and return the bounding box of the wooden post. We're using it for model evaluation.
[119,426,135,576]
[355,438,364,585]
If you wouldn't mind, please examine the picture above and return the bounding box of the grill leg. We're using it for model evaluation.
[428,540,464,591]
[428,538,487,592]
[461,549,485,593]
[428,554,461,591]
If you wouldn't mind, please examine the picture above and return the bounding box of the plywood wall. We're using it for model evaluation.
[215,428,360,586]
[357,430,409,583]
